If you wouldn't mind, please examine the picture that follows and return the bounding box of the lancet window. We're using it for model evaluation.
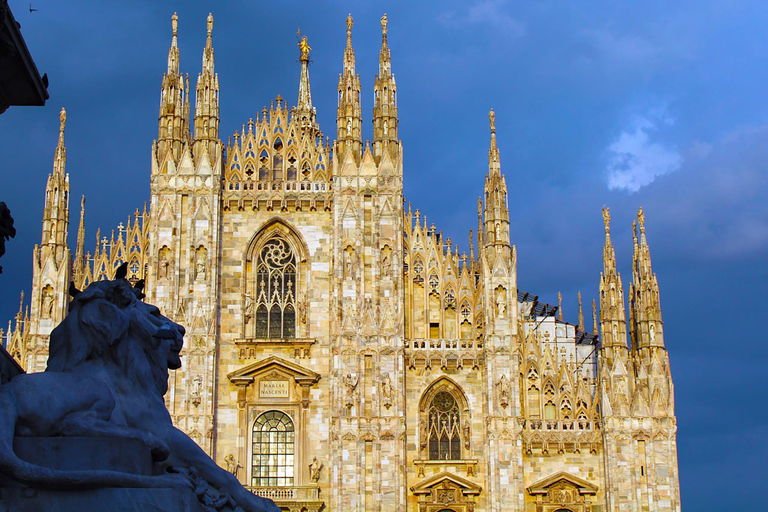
[251,410,295,487]
[427,391,462,460]
[254,237,297,339]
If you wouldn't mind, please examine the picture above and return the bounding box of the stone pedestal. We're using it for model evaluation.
[0,486,204,512]
[0,437,203,512]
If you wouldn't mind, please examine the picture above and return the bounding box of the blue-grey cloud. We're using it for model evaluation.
[605,107,682,192]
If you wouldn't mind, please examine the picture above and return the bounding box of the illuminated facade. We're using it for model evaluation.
[6,12,681,512]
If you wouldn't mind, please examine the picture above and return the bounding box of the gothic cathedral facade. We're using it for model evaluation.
[5,13,681,512]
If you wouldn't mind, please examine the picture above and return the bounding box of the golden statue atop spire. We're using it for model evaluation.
[298,35,311,60]
[172,12,178,37]
[207,13,213,35]
[381,13,388,36]
[602,206,610,234]
[346,13,353,33]
[489,108,496,133]
[637,206,645,233]
[59,107,66,134]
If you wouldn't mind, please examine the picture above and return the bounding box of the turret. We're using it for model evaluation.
[193,13,220,162]
[336,14,362,160]
[157,12,190,165]
[372,14,398,161]
[482,109,511,250]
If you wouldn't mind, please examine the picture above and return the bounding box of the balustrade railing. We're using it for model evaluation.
[223,180,331,193]
[409,338,482,350]
[247,486,320,501]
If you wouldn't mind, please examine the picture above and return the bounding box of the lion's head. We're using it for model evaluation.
[46,278,185,396]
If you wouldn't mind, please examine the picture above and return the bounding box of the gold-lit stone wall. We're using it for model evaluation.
[9,12,682,512]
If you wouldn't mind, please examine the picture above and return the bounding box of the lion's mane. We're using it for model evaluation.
[46,279,178,396]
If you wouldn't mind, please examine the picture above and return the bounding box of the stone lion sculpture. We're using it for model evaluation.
[0,276,279,512]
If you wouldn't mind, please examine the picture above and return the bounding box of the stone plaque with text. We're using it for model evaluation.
[259,380,289,398]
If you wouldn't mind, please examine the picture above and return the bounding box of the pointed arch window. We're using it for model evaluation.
[427,391,462,460]
[254,237,296,339]
[251,411,295,487]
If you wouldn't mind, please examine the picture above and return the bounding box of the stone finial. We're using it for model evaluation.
[207,13,213,35]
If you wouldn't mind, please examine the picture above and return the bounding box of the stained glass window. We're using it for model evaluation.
[251,411,295,487]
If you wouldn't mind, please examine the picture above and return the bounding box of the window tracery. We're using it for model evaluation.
[254,237,297,339]
[427,391,462,461]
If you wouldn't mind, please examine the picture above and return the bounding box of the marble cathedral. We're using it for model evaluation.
[4,12,681,512]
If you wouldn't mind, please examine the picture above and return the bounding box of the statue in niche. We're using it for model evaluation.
[381,373,393,409]
[649,324,656,342]
[159,248,171,280]
[496,374,511,409]
[344,373,358,408]
[309,456,323,483]
[463,423,471,450]
[195,248,207,281]
[0,270,280,512]
[41,287,54,319]
[381,251,391,277]
[496,287,506,318]
[224,454,241,477]
[343,249,356,279]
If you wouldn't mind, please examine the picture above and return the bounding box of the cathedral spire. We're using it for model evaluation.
[72,195,86,284]
[53,107,66,176]
[296,31,316,131]
[193,13,220,161]
[483,109,510,249]
[598,207,628,349]
[336,13,362,159]
[158,12,189,164]
[372,13,398,160]
[41,108,70,258]
[578,291,584,331]
[630,207,665,350]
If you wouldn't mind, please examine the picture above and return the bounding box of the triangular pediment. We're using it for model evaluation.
[527,471,597,495]
[227,355,320,386]
[410,471,481,495]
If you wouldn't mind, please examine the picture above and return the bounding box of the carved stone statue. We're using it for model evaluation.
[496,287,506,318]
[195,251,206,281]
[224,454,241,477]
[309,456,323,483]
[344,373,358,408]
[41,287,54,319]
[159,250,170,279]
[496,374,511,409]
[381,373,393,409]
[381,251,391,277]
[244,293,253,324]
[0,276,280,512]
[344,249,355,278]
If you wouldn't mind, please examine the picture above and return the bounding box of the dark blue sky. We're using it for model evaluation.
[2,1,766,508]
